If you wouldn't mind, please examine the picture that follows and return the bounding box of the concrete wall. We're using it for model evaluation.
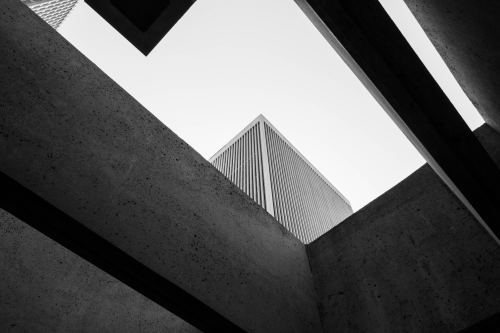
[402,0,500,133]
[307,125,500,332]
[0,208,200,333]
[0,0,321,332]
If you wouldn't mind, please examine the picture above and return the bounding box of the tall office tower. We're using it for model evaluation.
[210,115,353,243]
[21,0,78,30]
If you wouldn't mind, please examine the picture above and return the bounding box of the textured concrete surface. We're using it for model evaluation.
[402,0,500,133]
[0,1,321,332]
[307,125,500,332]
[0,209,201,333]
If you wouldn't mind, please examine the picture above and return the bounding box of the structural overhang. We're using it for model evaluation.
[85,0,196,55]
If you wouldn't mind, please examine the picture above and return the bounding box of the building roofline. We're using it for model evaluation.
[258,116,351,207]
[208,114,264,161]
[209,114,352,208]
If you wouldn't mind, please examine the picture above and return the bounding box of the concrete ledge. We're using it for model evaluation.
[0,0,321,331]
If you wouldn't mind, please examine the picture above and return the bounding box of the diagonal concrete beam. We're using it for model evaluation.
[402,0,500,135]
[0,207,202,333]
[295,0,500,242]
[0,1,322,332]
[0,171,237,332]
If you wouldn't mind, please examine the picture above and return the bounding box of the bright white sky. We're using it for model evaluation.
[58,0,483,211]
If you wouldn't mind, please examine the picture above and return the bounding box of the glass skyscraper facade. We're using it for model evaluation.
[21,0,78,30]
[210,115,352,243]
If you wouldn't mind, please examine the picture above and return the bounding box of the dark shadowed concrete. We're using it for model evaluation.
[0,1,321,332]
[0,209,201,333]
[402,0,500,134]
[307,125,500,332]
[475,124,500,167]
[84,0,196,55]
[460,312,500,332]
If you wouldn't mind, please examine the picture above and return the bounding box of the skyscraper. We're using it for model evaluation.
[210,115,352,243]
[21,0,78,30]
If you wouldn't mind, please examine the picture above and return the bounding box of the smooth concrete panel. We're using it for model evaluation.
[0,209,201,333]
[307,126,500,332]
[402,0,500,133]
[0,1,321,332]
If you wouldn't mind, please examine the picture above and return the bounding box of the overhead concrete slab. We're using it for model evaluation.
[85,0,196,55]
[0,0,321,331]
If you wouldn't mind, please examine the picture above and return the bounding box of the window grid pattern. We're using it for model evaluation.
[211,117,352,244]
[264,123,352,243]
[22,0,78,30]
[212,123,266,209]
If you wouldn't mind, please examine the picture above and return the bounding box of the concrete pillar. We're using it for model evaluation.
[0,0,321,331]
[402,0,500,134]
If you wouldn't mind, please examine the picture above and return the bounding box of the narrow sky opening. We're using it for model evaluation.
[56,0,482,212]
[378,0,484,130]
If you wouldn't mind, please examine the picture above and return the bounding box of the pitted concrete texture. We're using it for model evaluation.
[0,0,321,332]
[0,209,201,333]
[307,126,500,332]
[402,0,500,133]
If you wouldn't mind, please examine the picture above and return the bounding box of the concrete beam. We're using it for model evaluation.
[402,0,500,134]
[0,170,236,331]
[0,1,321,332]
[0,208,201,333]
[294,0,500,242]
[307,125,500,332]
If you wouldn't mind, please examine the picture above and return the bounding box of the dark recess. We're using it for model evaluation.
[459,312,500,332]
[111,0,170,32]
[85,0,196,55]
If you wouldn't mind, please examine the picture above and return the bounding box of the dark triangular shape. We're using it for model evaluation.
[85,0,195,55]
[111,0,171,32]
